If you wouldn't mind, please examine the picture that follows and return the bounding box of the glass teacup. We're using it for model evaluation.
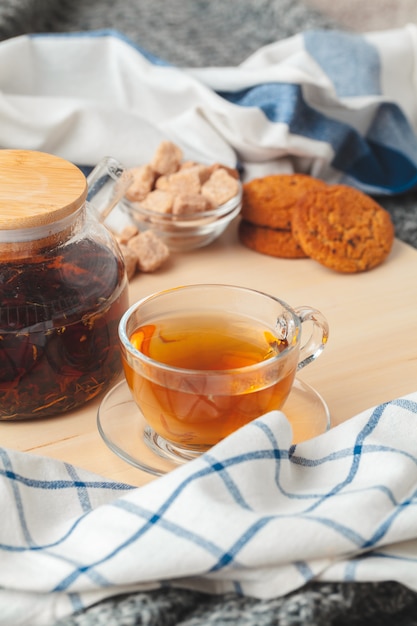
[118,284,329,461]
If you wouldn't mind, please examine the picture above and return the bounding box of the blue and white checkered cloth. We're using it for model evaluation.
[1,26,417,195]
[1,392,417,625]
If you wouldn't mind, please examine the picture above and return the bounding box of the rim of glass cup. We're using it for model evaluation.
[118,283,301,376]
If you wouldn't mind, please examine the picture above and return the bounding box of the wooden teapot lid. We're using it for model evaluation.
[0,150,87,230]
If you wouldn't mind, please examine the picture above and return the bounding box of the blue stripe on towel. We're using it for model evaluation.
[304,30,381,97]
[219,82,417,192]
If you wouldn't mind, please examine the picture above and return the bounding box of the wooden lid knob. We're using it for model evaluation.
[0,150,87,231]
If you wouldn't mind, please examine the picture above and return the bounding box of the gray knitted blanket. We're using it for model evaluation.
[1,2,417,624]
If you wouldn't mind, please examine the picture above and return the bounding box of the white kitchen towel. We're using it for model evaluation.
[1,391,417,625]
[1,26,417,193]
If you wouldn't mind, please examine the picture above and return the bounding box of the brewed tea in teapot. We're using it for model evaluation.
[0,150,129,419]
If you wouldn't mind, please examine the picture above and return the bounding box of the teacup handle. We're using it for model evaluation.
[294,306,329,371]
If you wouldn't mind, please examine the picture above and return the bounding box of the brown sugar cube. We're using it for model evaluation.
[127,230,170,272]
[180,161,213,185]
[197,164,213,184]
[155,167,203,196]
[119,243,138,280]
[201,168,239,207]
[140,189,174,214]
[172,193,212,216]
[125,164,156,202]
[210,163,240,180]
[153,174,171,191]
[180,160,198,170]
[118,224,139,244]
[150,140,183,176]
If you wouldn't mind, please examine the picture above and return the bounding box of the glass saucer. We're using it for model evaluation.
[97,378,331,477]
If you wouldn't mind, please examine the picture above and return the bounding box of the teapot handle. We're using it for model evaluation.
[86,157,132,221]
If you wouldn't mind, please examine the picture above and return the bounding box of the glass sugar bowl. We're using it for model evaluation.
[0,150,130,420]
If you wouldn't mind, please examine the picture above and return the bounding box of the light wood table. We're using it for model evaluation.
[2,220,417,487]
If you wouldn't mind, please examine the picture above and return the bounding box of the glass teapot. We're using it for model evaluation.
[0,150,131,420]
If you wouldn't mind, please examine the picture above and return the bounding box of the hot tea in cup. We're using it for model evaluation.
[118,284,329,461]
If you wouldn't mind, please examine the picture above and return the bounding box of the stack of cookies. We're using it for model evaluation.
[238,174,395,273]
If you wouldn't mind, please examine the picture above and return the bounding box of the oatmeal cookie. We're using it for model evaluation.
[242,174,327,230]
[291,184,395,273]
[238,220,308,258]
